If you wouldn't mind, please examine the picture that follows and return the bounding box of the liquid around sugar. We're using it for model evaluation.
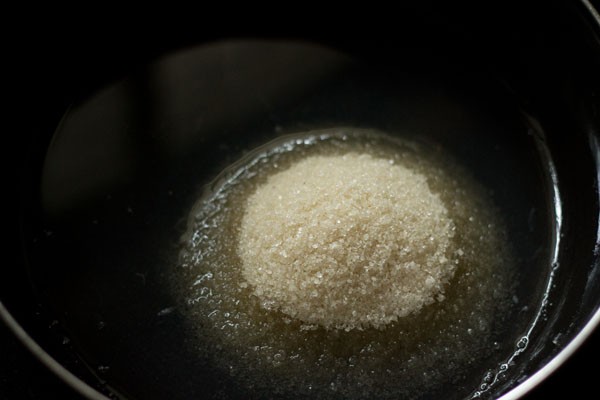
[175,128,516,399]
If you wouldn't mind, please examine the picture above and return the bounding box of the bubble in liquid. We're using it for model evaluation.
[174,128,518,399]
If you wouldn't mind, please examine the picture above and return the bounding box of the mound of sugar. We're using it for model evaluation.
[237,153,457,330]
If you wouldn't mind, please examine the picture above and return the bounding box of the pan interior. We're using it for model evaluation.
[23,40,558,399]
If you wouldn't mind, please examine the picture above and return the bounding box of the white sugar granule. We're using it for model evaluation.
[237,153,458,330]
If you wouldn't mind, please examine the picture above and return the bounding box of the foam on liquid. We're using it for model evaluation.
[175,128,516,399]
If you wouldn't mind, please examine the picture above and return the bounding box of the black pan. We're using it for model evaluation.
[3,1,600,399]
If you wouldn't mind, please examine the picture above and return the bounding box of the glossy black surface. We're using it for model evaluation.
[4,319,598,399]
[4,0,600,398]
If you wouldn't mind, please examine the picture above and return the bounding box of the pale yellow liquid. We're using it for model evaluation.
[175,128,516,399]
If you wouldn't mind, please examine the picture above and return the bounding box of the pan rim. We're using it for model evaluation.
[2,1,599,398]
[0,301,110,400]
